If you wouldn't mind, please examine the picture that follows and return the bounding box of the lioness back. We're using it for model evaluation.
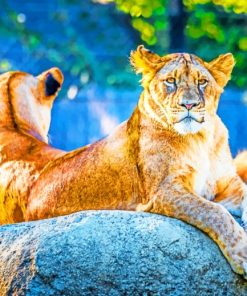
[28,120,141,217]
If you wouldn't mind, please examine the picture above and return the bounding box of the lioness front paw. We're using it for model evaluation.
[231,245,247,279]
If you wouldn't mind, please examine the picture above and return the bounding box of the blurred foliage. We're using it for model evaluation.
[105,0,247,88]
[185,3,247,87]
[108,0,168,46]
[184,0,247,14]
[0,0,246,90]
[100,0,169,47]
[0,0,141,93]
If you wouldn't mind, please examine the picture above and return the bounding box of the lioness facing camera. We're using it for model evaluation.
[1,46,247,278]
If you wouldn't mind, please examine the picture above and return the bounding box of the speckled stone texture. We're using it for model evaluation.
[0,211,246,296]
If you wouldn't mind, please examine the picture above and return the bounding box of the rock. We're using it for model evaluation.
[0,211,246,296]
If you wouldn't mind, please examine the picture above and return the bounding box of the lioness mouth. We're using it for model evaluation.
[178,115,204,124]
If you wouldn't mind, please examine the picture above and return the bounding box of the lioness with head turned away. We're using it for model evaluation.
[0,68,65,223]
[1,46,247,278]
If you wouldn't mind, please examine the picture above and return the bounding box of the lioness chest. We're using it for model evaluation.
[190,154,216,200]
[139,133,217,201]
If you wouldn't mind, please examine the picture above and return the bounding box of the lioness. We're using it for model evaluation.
[0,68,65,223]
[235,151,247,183]
[1,47,247,278]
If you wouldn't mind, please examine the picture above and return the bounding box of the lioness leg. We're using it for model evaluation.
[138,185,247,278]
[214,176,247,228]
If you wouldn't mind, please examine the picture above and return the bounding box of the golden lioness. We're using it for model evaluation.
[0,68,65,223]
[1,46,247,278]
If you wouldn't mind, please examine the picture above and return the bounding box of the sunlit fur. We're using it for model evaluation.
[1,48,247,279]
[234,151,247,183]
[0,68,65,224]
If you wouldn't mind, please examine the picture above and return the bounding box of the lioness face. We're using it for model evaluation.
[8,68,63,142]
[131,46,235,135]
[151,54,214,135]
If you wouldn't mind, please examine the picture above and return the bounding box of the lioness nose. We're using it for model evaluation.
[180,102,199,110]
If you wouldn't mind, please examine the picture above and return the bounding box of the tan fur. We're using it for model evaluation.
[235,151,247,183]
[1,47,247,278]
[0,68,65,223]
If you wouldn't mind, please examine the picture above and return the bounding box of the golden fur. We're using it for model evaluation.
[235,151,247,183]
[1,47,247,278]
[0,68,65,223]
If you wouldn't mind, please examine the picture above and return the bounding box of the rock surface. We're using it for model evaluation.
[0,211,246,296]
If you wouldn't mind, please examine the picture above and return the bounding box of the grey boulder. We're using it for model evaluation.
[0,211,246,296]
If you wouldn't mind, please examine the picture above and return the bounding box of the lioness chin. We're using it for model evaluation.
[1,46,247,279]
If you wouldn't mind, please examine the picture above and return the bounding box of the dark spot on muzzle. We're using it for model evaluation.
[45,73,61,96]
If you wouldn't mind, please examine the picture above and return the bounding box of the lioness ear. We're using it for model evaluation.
[207,53,235,88]
[130,45,164,74]
[38,67,64,99]
[45,73,61,96]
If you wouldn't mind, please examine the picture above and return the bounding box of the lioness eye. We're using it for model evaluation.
[198,79,208,87]
[164,77,176,85]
